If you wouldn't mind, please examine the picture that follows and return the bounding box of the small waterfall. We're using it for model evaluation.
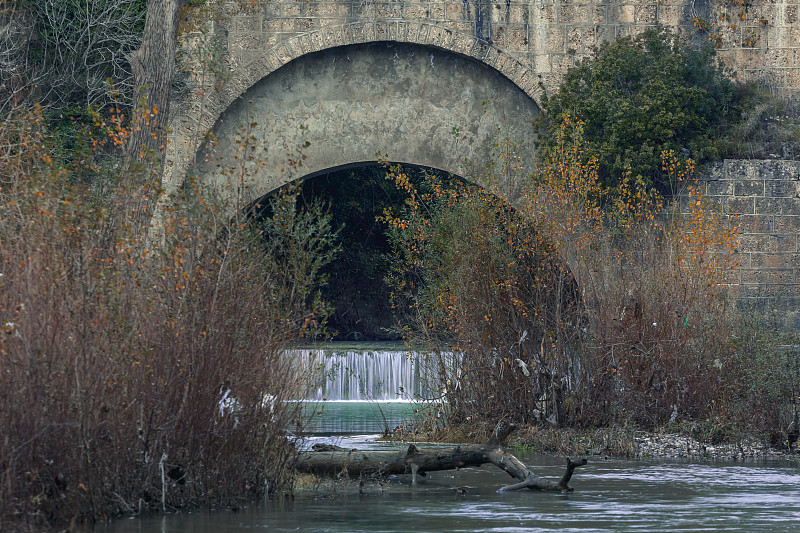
[295,346,429,401]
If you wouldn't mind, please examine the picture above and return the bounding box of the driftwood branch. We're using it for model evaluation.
[296,421,587,493]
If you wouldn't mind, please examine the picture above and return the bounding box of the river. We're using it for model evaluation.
[96,344,800,532]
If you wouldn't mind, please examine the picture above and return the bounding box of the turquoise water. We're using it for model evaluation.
[301,401,416,435]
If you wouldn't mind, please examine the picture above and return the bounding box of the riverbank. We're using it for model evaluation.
[385,421,799,462]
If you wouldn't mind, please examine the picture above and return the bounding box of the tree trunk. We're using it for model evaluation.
[127,0,183,168]
[125,0,184,231]
[296,421,587,492]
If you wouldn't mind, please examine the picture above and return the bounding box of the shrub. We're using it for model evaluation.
[386,118,778,432]
[538,26,739,191]
[383,167,582,425]
[0,107,335,528]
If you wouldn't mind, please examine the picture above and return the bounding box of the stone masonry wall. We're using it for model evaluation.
[700,159,800,327]
[222,0,800,103]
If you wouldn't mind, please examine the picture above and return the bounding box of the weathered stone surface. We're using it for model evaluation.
[190,42,539,207]
[692,159,800,328]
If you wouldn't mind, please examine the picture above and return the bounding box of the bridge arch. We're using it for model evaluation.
[163,23,541,209]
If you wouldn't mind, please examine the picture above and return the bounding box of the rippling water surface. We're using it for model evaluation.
[99,445,800,533]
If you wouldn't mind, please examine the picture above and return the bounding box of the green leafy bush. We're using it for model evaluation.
[538,26,739,191]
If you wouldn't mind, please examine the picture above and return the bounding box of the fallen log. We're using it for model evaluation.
[296,421,587,492]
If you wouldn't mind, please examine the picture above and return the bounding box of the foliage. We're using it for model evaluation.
[382,166,582,424]
[296,165,411,341]
[537,26,739,192]
[719,308,800,434]
[0,106,336,528]
[718,82,800,160]
[384,117,792,433]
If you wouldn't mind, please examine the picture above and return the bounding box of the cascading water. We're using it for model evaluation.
[289,344,445,434]
[296,347,429,401]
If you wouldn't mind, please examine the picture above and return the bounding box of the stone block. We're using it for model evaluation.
[430,2,445,20]
[756,197,800,216]
[545,29,565,52]
[592,6,607,25]
[375,21,388,41]
[740,268,795,285]
[444,3,463,21]
[504,27,528,52]
[276,44,293,64]
[551,53,571,73]
[485,46,500,68]
[282,3,301,17]
[786,68,800,88]
[705,180,734,196]
[765,49,793,68]
[775,234,799,252]
[386,21,398,41]
[620,5,636,24]
[772,215,800,234]
[737,284,773,298]
[364,22,377,41]
[470,40,490,62]
[263,2,280,16]
[749,252,799,269]
[232,16,263,33]
[509,6,528,24]
[727,196,756,214]
[737,233,774,253]
[539,72,563,90]
[636,5,657,24]
[454,21,473,35]
[406,3,427,20]
[701,161,726,180]
[265,18,283,33]
[396,20,408,41]
[736,214,774,233]
[560,5,589,24]
[406,21,422,43]
[540,5,556,24]
[725,159,753,179]
[440,27,456,49]
[495,51,511,74]
[736,48,765,70]
[734,180,765,196]
[766,180,799,198]
[230,34,261,52]
[427,25,443,46]
[787,5,799,25]
[657,5,683,27]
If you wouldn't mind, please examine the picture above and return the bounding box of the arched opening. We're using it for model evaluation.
[250,162,463,341]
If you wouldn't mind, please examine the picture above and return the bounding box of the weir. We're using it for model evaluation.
[296,345,433,402]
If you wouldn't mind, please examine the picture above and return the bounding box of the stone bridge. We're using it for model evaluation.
[160,0,800,326]
[163,0,800,205]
